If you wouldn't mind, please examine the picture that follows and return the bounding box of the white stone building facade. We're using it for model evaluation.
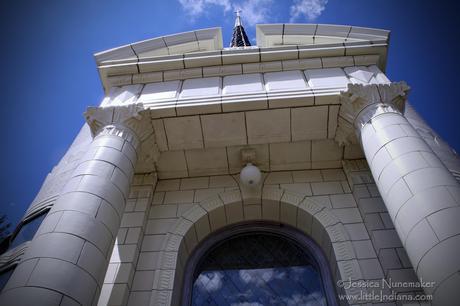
[1,23,460,306]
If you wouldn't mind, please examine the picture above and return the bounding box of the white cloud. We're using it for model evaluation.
[281,292,326,306]
[234,0,273,26]
[178,0,232,16]
[195,271,224,292]
[289,0,328,22]
[178,0,273,26]
[239,268,286,287]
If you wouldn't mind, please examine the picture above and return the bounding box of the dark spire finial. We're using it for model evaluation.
[230,9,251,48]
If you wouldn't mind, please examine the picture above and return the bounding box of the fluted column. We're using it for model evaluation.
[0,104,153,306]
[336,82,460,305]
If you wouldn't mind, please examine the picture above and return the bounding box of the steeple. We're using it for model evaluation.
[230,10,251,48]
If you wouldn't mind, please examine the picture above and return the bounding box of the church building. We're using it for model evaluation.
[1,14,459,306]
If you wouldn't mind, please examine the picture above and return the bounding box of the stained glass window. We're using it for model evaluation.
[191,232,328,306]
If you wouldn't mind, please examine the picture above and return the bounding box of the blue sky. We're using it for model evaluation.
[1,0,459,227]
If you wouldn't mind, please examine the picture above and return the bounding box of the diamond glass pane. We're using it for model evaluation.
[191,233,327,306]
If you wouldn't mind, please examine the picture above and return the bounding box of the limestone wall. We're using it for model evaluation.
[100,166,421,306]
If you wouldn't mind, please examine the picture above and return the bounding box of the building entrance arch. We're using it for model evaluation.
[182,221,338,306]
[151,189,363,305]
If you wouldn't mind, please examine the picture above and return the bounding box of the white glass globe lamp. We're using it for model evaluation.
[240,163,262,186]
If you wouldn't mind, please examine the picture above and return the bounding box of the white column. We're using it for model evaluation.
[337,82,460,305]
[0,104,153,306]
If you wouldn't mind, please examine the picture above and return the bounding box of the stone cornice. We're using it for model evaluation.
[335,82,410,146]
[98,40,385,72]
[96,24,390,93]
[105,54,382,89]
[99,43,387,93]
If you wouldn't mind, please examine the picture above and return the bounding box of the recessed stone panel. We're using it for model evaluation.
[246,109,290,144]
[269,141,311,171]
[164,116,203,150]
[291,106,328,141]
[201,112,247,148]
[185,148,228,176]
[157,151,188,179]
[312,139,343,161]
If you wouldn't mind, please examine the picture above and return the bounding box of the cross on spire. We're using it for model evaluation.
[234,9,242,27]
[230,9,251,48]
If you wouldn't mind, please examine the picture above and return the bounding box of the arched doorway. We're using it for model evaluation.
[182,222,338,306]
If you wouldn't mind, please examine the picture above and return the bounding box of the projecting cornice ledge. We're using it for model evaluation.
[335,81,410,146]
[84,104,159,173]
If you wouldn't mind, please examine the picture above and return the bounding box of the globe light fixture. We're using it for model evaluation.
[240,162,262,186]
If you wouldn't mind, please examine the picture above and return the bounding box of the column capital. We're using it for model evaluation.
[84,104,158,172]
[84,103,154,145]
[335,81,410,146]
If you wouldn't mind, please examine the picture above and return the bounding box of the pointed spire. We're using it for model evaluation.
[234,9,242,27]
[230,10,251,48]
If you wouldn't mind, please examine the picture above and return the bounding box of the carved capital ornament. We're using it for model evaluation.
[84,103,159,172]
[335,82,410,146]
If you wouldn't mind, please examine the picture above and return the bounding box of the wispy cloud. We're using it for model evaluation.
[195,271,224,292]
[239,268,286,286]
[289,0,328,22]
[177,0,273,26]
[178,0,232,16]
[281,292,326,306]
[234,0,273,26]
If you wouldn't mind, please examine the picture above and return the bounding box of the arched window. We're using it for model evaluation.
[182,222,338,306]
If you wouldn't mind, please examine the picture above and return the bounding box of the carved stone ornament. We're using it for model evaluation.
[84,103,158,171]
[335,82,410,146]
[84,103,154,142]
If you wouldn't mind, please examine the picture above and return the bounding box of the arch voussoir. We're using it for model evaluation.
[154,188,364,306]
[199,196,226,232]
[261,185,284,221]
[279,191,305,227]
[219,190,244,224]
